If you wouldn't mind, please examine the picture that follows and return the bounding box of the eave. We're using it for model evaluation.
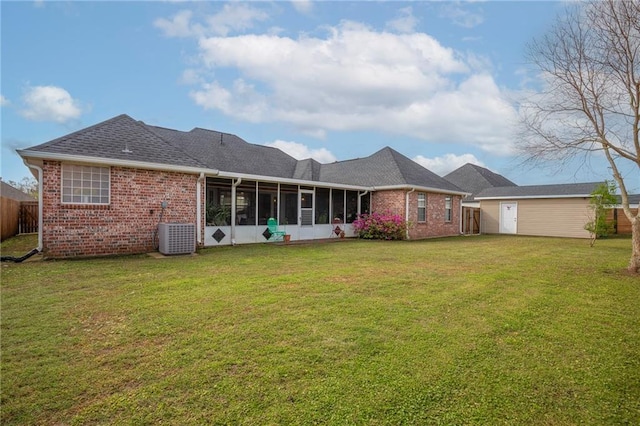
[475,194,592,201]
[372,184,470,197]
[216,171,371,191]
[17,150,219,176]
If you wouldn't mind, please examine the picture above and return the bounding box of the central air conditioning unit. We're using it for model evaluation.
[158,223,196,255]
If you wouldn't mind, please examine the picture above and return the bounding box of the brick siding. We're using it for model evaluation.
[42,161,197,258]
[372,189,461,239]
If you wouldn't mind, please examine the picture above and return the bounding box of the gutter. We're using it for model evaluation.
[17,150,219,177]
[217,171,370,192]
[230,177,242,245]
[372,184,469,197]
[459,198,464,235]
[196,172,205,246]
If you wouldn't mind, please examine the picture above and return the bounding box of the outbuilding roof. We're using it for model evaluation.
[475,182,603,200]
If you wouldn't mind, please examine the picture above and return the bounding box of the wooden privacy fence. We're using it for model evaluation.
[1,198,38,241]
[20,201,38,234]
[1,197,20,241]
[462,207,480,235]
[607,208,636,235]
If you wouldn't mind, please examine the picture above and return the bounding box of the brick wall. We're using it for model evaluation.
[372,189,461,239]
[371,189,406,217]
[42,161,198,258]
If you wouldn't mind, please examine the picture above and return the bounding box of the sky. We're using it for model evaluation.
[2,0,638,190]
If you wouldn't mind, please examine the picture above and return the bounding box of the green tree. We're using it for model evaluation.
[584,181,617,247]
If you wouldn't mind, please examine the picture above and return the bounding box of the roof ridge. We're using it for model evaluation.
[25,114,133,150]
[140,121,211,168]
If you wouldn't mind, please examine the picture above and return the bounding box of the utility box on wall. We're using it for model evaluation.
[158,223,196,255]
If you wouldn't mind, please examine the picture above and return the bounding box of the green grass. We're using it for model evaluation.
[0,233,38,258]
[1,235,639,425]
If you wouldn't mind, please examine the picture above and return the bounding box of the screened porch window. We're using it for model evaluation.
[236,181,256,225]
[315,187,330,224]
[61,164,110,204]
[206,178,232,226]
[346,191,358,223]
[280,184,298,225]
[332,189,345,222]
[258,183,278,225]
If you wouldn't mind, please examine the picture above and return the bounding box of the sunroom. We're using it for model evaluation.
[204,177,371,246]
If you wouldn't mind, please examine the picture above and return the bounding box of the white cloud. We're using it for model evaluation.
[0,95,10,107]
[155,4,269,38]
[413,153,485,176]
[439,2,484,28]
[206,3,269,36]
[291,0,313,15]
[265,140,337,163]
[190,79,268,123]
[386,7,418,34]
[182,19,517,155]
[179,68,204,85]
[154,10,199,38]
[19,85,83,123]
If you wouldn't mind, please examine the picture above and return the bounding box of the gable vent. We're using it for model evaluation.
[158,223,196,255]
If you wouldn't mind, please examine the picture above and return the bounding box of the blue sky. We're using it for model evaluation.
[2,0,637,189]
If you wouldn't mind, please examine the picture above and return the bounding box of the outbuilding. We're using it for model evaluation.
[475,182,603,239]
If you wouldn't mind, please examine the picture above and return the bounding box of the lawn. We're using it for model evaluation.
[1,235,639,425]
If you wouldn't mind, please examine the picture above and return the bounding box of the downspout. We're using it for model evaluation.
[196,172,205,246]
[231,177,242,245]
[459,196,464,235]
[23,159,43,252]
[358,190,369,216]
[405,188,415,240]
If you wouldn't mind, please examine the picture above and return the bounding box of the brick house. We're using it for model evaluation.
[18,114,467,258]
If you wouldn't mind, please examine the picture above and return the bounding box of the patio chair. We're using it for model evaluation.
[267,218,286,241]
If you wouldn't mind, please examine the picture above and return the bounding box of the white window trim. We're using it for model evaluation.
[61,163,111,205]
[445,196,452,222]
[417,192,427,223]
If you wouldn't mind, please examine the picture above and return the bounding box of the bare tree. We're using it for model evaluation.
[519,0,640,273]
[5,176,38,198]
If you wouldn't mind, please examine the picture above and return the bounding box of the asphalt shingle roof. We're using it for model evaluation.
[19,114,465,193]
[320,147,465,192]
[146,125,298,178]
[444,163,517,199]
[293,159,322,182]
[24,114,209,169]
[475,182,604,199]
[617,194,640,206]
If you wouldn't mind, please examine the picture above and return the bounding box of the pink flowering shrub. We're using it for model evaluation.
[352,212,407,240]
